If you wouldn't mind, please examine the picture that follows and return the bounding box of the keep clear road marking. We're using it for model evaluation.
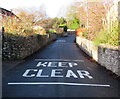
[35,59,84,62]
[8,82,110,87]
[56,40,66,42]
[8,59,110,88]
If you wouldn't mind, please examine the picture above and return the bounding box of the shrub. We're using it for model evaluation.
[67,17,80,30]
[93,21,119,46]
[2,10,46,36]
[83,31,89,39]
[47,29,57,33]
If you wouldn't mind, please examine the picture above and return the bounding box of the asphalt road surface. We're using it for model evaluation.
[2,33,120,98]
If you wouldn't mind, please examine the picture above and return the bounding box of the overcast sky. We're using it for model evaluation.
[0,0,82,18]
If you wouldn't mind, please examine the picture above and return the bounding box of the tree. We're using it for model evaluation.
[52,17,67,28]
[68,17,80,30]
[65,3,81,30]
[14,7,46,24]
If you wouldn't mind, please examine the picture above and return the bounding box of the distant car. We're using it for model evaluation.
[62,32,68,37]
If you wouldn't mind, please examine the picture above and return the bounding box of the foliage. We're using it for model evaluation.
[35,18,54,28]
[15,8,46,23]
[52,17,67,28]
[2,10,46,36]
[67,17,80,30]
[35,17,66,34]
[63,26,68,32]
[47,29,57,33]
[65,4,81,30]
[64,1,119,47]
[46,28,63,34]
[35,17,67,30]
[59,24,66,28]
[94,21,119,46]
[82,31,89,39]
[65,4,78,20]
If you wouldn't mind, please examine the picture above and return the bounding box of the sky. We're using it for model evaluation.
[0,0,81,18]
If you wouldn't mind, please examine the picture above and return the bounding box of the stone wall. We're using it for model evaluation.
[2,33,57,60]
[76,36,119,76]
[98,46,119,75]
[0,28,2,99]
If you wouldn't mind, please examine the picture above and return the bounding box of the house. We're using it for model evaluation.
[0,7,20,20]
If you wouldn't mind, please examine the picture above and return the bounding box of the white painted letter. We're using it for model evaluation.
[77,70,93,79]
[36,62,48,67]
[48,62,57,67]
[36,69,49,77]
[58,62,68,67]
[66,70,78,78]
[68,62,78,67]
[51,69,63,77]
[23,69,37,77]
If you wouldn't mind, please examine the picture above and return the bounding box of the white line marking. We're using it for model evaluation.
[56,40,66,42]
[35,59,84,62]
[8,82,110,87]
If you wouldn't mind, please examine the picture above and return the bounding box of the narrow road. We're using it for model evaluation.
[3,33,119,98]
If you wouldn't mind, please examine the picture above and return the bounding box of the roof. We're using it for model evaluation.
[0,7,20,19]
